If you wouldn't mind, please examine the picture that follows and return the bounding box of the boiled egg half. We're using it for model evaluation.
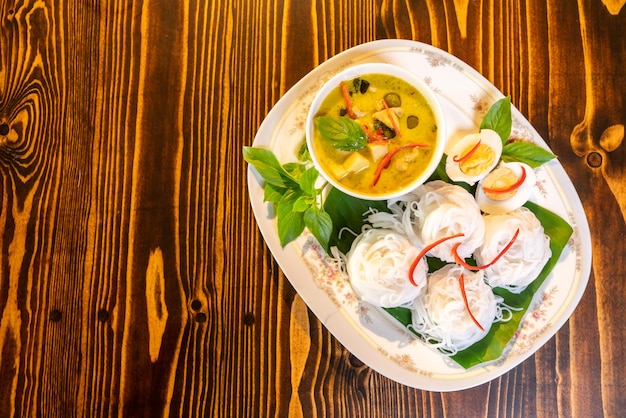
[445,129,503,185]
[475,161,536,215]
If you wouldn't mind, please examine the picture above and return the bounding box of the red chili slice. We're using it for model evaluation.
[381,99,402,138]
[451,228,520,271]
[452,139,482,163]
[341,81,356,119]
[371,143,429,186]
[459,273,485,332]
[482,166,527,194]
[407,233,465,286]
[363,125,386,143]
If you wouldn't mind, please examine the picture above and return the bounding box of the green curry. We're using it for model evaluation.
[312,73,439,197]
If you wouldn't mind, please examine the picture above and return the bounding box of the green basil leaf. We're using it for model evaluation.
[314,116,367,151]
[293,195,312,212]
[501,141,557,168]
[263,183,286,204]
[243,146,299,188]
[480,96,512,144]
[283,162,309,180]
[276,190,305,246]
[304,206,333,250]
[297,140,311,162]
[299,167,319,195]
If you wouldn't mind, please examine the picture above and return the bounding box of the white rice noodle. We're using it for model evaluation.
[409,264,499,354]
[367,181,486,259]
[475,207,552,293]
[346,229,426,308]
[411,180,485,262]
[367,199,423,248]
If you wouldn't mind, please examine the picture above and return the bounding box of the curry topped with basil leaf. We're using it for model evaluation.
[311,73,439,196]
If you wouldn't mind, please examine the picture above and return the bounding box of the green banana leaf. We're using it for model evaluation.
[323,189,389,254]
[323,187,573,369]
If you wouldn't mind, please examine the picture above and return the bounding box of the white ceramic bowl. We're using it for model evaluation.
[305,62,446,201]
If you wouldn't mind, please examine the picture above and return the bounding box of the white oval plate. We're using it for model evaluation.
[247,40,592,391]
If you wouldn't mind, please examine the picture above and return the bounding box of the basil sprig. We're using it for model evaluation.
[480,96,512,143]
[243,146,332,249]
[480,96,556,168]
[314,116,367,151]
[501,141,558,168]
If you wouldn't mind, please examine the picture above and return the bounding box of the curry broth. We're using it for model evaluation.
[312,73,439,196]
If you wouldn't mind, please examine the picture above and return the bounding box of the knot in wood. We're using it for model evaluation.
[586,151,603,168]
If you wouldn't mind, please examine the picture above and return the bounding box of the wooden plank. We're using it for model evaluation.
[0,0,624,416]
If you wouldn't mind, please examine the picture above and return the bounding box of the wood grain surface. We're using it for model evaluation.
[0,0,624,416]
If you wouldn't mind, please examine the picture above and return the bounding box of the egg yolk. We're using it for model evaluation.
[482,166,519,200]
[458,144,496,176]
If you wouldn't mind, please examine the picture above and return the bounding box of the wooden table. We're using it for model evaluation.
[1,0,624,416]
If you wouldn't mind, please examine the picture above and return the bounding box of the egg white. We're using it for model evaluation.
[445,129,503,185]
[475,161,536,215]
